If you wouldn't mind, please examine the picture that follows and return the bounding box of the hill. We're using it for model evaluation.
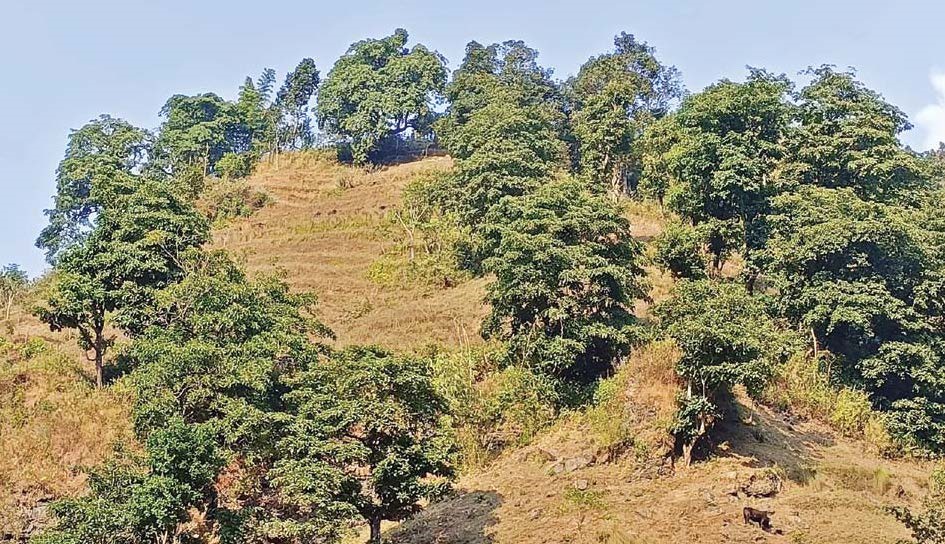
[212,152,488,349]
[1,153,937,544]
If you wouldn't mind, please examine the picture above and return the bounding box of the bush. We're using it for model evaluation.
[429,346,558,468]
[831,388,874,437]
[652,222,707,279]
[199,179,269,224]
[216,152,254,179]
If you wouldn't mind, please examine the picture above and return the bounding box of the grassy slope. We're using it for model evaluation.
[213,151,488,349]
[1,152,936,543]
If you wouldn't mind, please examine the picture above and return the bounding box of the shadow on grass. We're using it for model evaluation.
[386,489,503,544]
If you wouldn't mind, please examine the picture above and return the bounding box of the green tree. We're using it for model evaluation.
[655,279,785,464]
[37,116,153,262]
[436,40,567,226]
[651,70,793,281]
[568,32,683,195]
[317,29,448,164]
[275,58,320,150]
[273,346,454,544]
[480,178,647,382]
[153,93,248,188]
[787,66,929,202]
[0,264,29,320]
[36,180,209,387]
[764,186,945,450]
[34,420,223,544]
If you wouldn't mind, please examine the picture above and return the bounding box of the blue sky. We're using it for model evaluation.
[3,0,945,275]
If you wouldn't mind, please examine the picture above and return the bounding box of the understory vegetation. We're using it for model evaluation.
[2,25,944,544]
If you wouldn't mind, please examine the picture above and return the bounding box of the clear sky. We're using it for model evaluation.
[3,0,945,275]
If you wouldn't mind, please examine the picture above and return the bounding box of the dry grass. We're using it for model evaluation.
[0,317,133,537]
[389,394,933,544]
[213,151,488,350]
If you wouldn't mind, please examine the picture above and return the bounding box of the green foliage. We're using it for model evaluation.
[317,29,447,164]
[481,177,647,382]
[652,221,708,279]
[35,421,222,544]
[369,172,470,289]
[568,32,683,195]
[428,345,557,467]
[272,345,455,542]
[215,152,254,179]
[437,40,567,223]
[36,116,153,262]
[650,70,793,274]
[35,179,210,386]
[153,93,251,187]
[656,279,785,461]
[275,58,320,150]
[765,185,945,451]
[0,264,29,320]
[199,178,270,225]
[787,66,929,202]
[126,250,328,447]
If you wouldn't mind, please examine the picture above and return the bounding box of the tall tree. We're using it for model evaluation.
[656,279,784,464]
[0,264,28,320]
[274,346,454,544]
[36,180,209,387]
[649,70,793,280]
[787,66,929,202]
[153,93,248,188]
[569,32,683,195]
[37,116,152,262]
[480,178,648,382]
[317,29,448,164]
[275,58,320,150]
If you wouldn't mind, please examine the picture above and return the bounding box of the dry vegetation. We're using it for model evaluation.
[2,152,939,543]
[213,151,488,349]
[0,310,133,537]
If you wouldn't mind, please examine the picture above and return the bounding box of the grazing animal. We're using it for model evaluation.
[743,506,774,531]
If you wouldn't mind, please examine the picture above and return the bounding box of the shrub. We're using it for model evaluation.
[199,179,269,224]
[215,152,254,179]
[652,222,707,279]
[831,389,874,437]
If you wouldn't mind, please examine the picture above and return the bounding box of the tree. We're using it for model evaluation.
[153,93,248,188]
[568,32,683,195]
[34,419,223,544]
[0,264,28,320]
[655,280,785,464]
[480,178,648,382]
[36,180,209,387]
[273,346,454,544]
[275,58,320,150]
[317,29,448,164]
[436,40,568,226]
[787,66,929,202]
[37,116,153,262]
[650,70,793,281]
[764,186,945,450]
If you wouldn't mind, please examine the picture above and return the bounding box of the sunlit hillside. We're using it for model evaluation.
[212,152,489,349]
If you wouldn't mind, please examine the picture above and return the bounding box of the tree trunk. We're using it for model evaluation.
[368,516,382,544]
[93,324,105,388]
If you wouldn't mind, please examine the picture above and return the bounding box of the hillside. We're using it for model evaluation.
[2,154,937,543]
[212,152,489,349]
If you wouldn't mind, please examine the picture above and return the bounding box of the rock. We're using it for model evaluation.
[740,471,783,498]
[574,479,589,491]
[548,454,593,475]
[528,508,543,520]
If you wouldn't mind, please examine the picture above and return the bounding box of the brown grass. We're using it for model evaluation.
[0,324,133,537]
[214,151,488,350]
[389,393,932,544]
